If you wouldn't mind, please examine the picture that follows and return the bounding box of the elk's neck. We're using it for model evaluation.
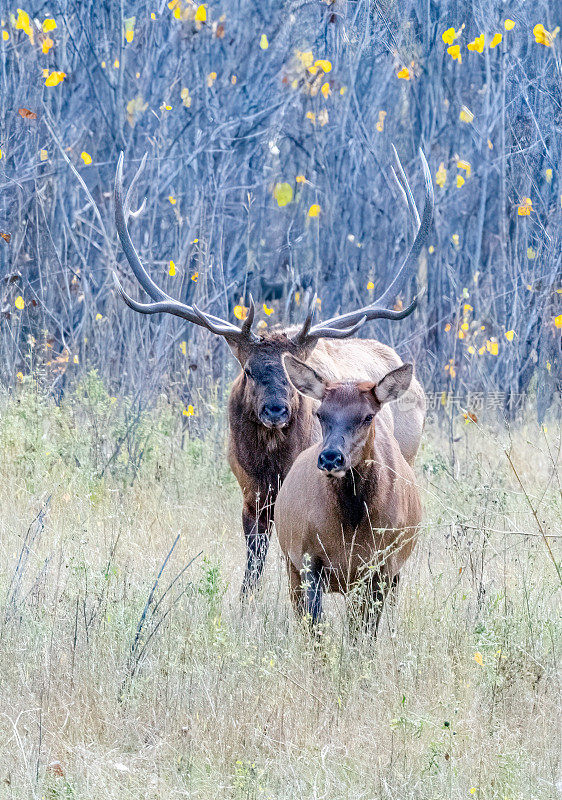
[229,387,317,491]
[328,425,377,531]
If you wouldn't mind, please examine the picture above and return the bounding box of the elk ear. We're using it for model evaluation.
[373,363,413,405]
[282,354,327,400]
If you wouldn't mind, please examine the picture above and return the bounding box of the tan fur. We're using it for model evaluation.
[274,376,422,627]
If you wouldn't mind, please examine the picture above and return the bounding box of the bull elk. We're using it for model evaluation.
[112,148,433,596]
[274,355,422,631]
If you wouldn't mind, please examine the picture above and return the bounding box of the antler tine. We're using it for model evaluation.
[373,147,433,309]
[307,297,418,340]
[305,315,368,341]
[240,294,256,336]
[124,152,148,220]
[115,151,170,303]
[192,303,259,340]
[115,153,256,340]
[391,144,420,232]
[290,293,317,345]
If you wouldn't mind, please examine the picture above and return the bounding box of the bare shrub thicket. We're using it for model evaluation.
[0,0,560,417]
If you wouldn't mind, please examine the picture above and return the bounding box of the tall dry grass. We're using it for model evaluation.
[0,374,559,799]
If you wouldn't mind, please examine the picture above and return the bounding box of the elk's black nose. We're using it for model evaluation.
[318,449,346,473]
[261,402,290,427]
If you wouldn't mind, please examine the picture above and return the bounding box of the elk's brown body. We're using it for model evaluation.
[112,148,433,597]
[227,332,425,593]
[274,356,422,629]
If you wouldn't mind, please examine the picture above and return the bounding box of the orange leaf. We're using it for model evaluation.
[18,108,37,120]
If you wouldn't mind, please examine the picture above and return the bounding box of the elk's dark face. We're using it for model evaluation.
[230,335,314,430]
[283,354,413,476]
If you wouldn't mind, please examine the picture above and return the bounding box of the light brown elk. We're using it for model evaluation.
[274,355,422,630]
[112,148,433,596]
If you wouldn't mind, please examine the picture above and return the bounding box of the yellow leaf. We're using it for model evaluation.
[376,110,386,132]
[546,360,551,372]
[207,71,217,87]
[42,18,57,33]
[151,12,156,20]
[463,303,473,312]
[451,233,460,247]
[73,354,79,364]
[14,295,25,310]
[42,37,53,53]
[545,168,552,183]
[16,371,24,381]
[168,260,176,276]
[317,109,329,126]
[195,5,206,22]
[321,82,330,98]
[505,330,515,341]
[80,151,92,165]
[489,32,502,48]
[487,138,493,150]
[442,27,456,45]
[295,174,305,183]
[339,86,347,96]
[436,162,447,188]
[555,315,562,329]
[459,106,474,123]
[180,87,191,107]
[308,203,320,218]
[40,149,48,161]
[468,345,475,354]
[478,345,485,355]
[114,59,120,68]
[447,44,461,62]
[173,6,181,19]
[168,195,177,205]
[183,404,195,417]
[457,159,471,176]
[504,19,515,31]
[179,341,187,355]
[397,67,410,80]
[533,23,558,47]
[233,304,248,320]
[95,313,103,321]
[428,245,435,254]
[263,303,274,316]
[231,75,237,84]
[444,323,452,332]
[527,247,536,260]
[273,182,293,207]
[473,651,484,666]
[191,272,198,282]
[367,281,374,291]
[517,198,532,216]
[461,321,469,331]
[458,330,465,339]
[314,59,332,73]
[467,34,485,53]
[306,111,316,124]
[260,34,268,49]
[456,175,465,188]
[486,340,498,355]
[45,71,66,87]
[124,16,135,43]
[2,30,8,41]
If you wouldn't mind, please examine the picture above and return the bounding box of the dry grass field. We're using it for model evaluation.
[0,375,559,800]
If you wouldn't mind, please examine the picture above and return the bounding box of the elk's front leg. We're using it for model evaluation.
[240,504,272,597]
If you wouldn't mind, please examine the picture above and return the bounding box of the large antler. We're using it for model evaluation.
[113,152,259,343]
[291,147,434,345]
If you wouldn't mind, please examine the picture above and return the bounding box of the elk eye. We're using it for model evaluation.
[364,414,375,424]
[244,368,254,380]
